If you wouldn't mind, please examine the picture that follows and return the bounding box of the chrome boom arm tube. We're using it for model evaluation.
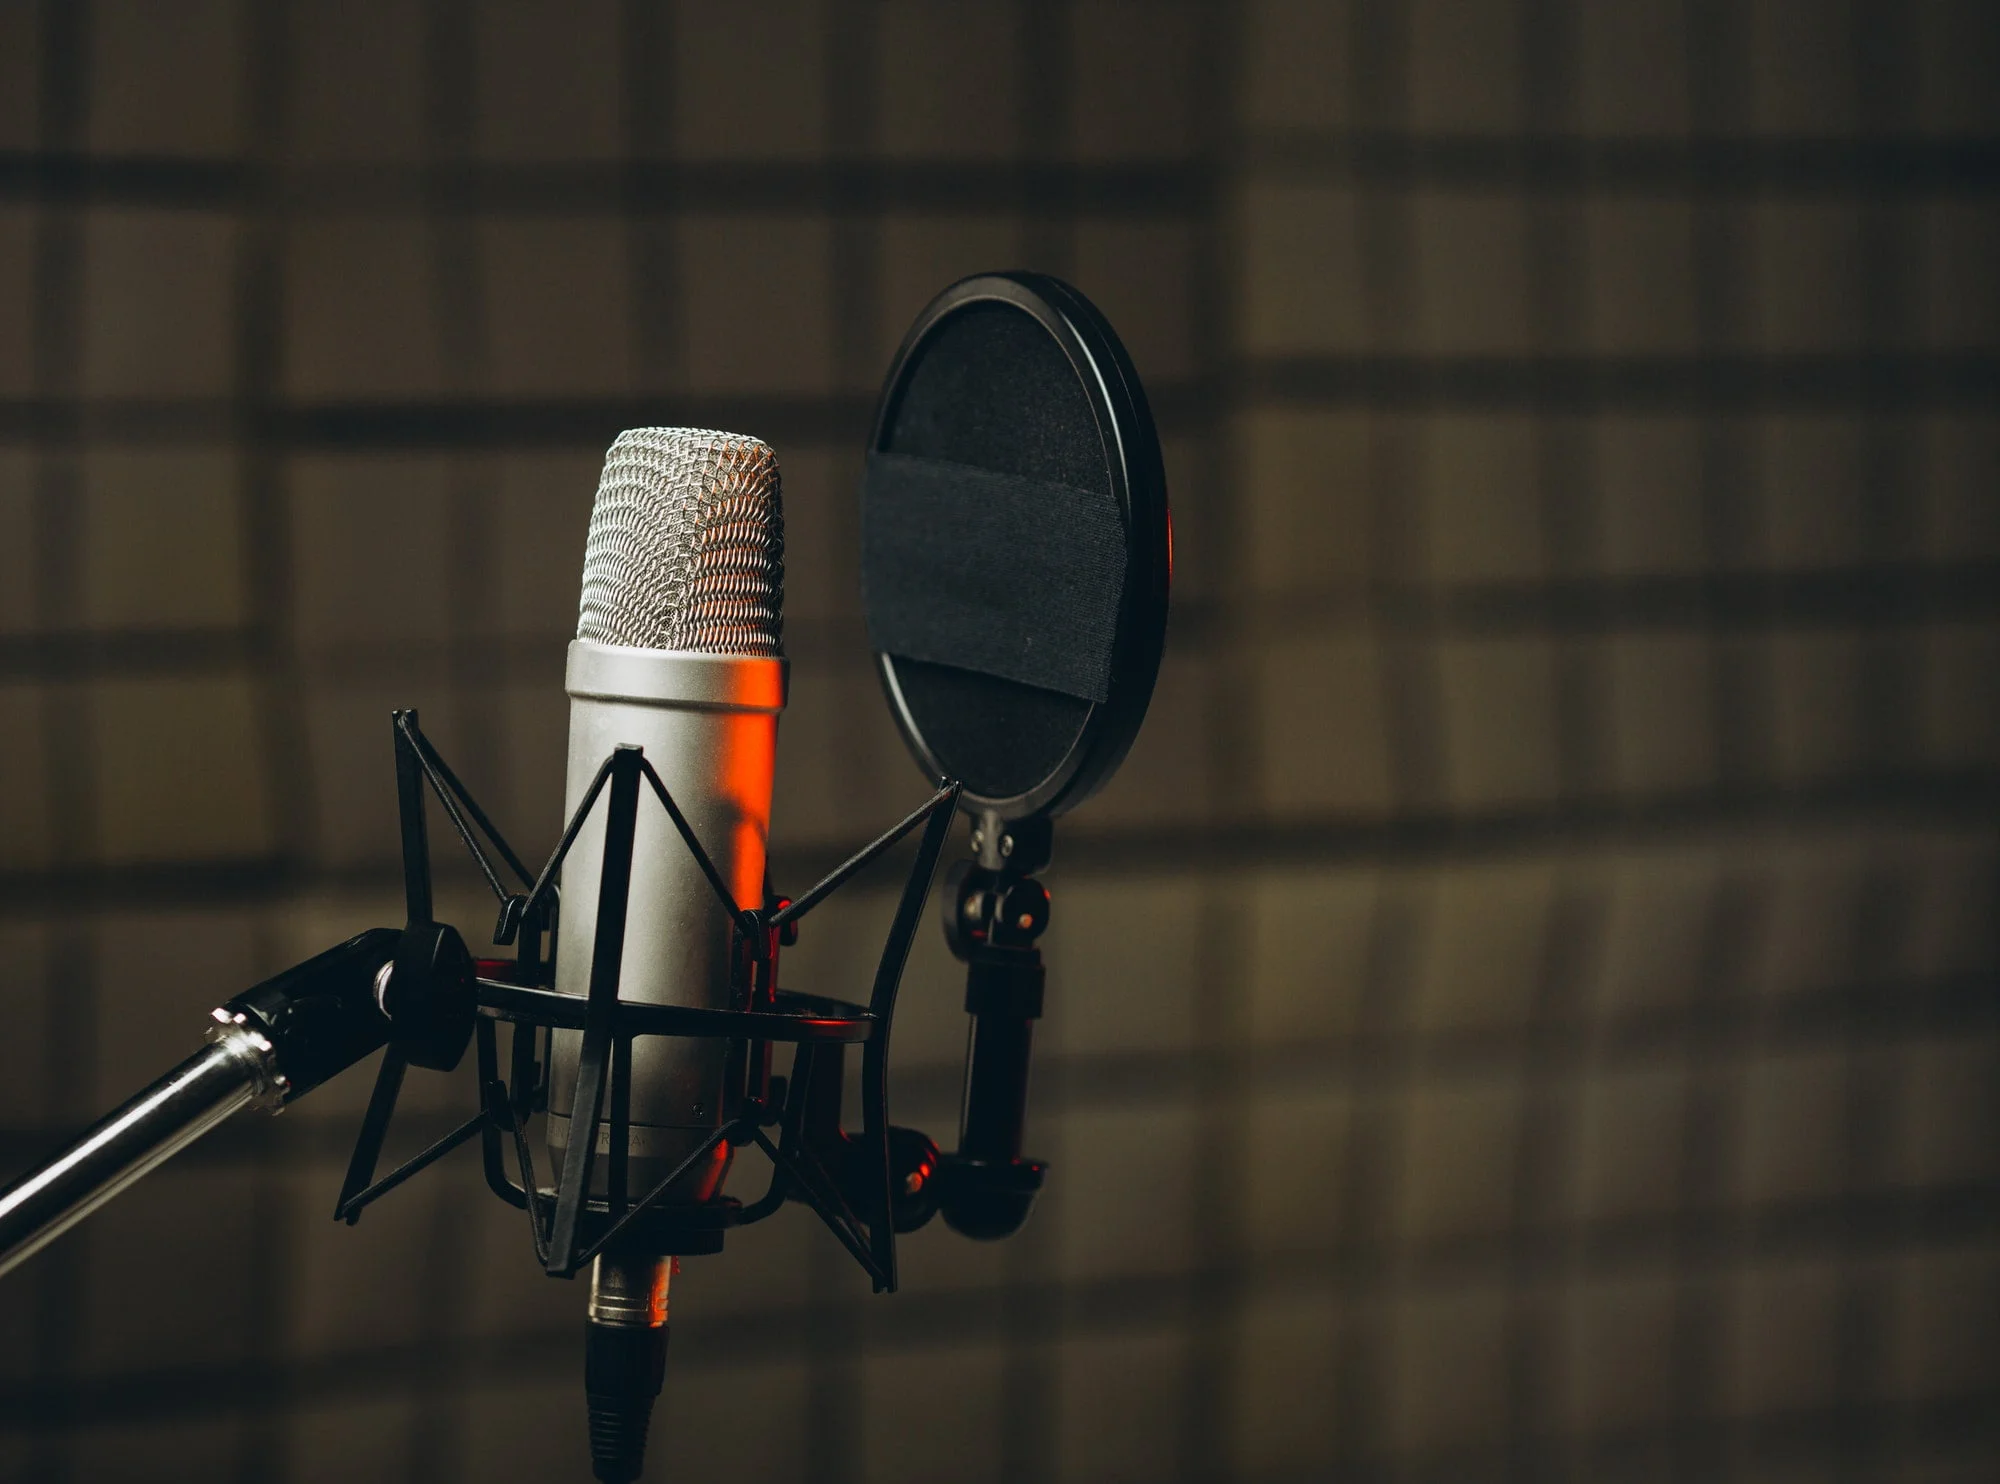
[0,1019,284,1280]
[0,927,411,1282]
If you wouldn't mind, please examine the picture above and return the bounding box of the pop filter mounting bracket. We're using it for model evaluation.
[862,272,1173,1238]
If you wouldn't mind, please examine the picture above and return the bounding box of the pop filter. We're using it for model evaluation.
[861,273,1171,823]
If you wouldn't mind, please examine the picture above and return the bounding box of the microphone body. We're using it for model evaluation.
[543,426,786,1484]
[546,641,786,1200]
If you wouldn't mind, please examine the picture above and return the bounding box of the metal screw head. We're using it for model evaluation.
[999,834,1014,857]
[970,828,985,852]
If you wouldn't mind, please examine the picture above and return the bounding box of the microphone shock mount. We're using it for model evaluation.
[325,710,1023,1481]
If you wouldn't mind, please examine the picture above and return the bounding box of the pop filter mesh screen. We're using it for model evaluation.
[864,300,1125,800]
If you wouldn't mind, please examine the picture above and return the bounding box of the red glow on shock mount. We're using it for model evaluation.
[904,1145,937,1199]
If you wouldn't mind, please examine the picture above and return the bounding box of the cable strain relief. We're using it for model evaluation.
[585,1393,653,1484]
[584,1320,668,1483]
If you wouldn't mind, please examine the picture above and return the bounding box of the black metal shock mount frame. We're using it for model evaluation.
[330,709,963,1291]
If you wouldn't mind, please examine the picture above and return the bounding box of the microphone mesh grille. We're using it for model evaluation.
[578,428,785,656]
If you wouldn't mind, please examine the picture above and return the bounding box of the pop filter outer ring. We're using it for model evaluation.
[865,272,1171,823]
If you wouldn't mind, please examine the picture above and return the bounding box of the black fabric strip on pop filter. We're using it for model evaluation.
[861,450,1127,704]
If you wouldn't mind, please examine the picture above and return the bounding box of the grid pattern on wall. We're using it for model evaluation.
[0,2,1997,1481]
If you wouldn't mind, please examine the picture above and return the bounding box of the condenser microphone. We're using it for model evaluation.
[551,427,786,1481]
